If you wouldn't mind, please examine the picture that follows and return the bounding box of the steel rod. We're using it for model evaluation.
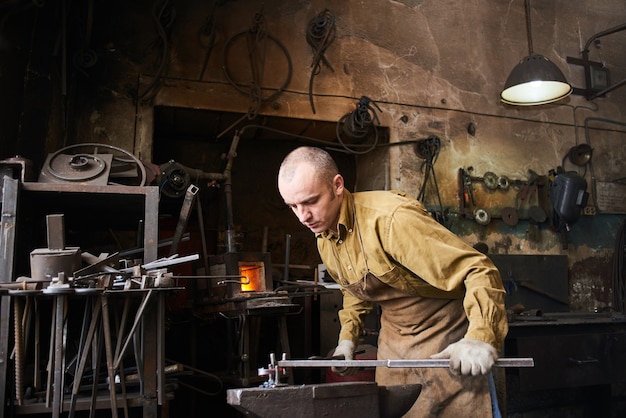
[278,357,534,368]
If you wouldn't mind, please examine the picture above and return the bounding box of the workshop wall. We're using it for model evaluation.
[2,0,626,314]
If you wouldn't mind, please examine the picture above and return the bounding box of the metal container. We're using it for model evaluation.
[30,247,81,282]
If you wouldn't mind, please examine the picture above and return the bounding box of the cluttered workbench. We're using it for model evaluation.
[0,177,175,418]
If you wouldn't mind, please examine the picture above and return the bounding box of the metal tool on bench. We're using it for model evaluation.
[30,214,81,287]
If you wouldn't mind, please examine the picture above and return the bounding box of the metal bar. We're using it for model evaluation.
[120,254,199,273]
[132,325,144,399]
[89,319,104,418]
[45,298,56,408]
[114,297,132,362]
[46,214,66,250]
[113,290,154,370]
[52,294,66,418]
[143,186,160,264]
[589,78,626,100]
[0,177,19,415]
[69,297,102,418]
[114,297,131,418]
[101,295,119,418]
[142,293,159,418]
[157,291,165,406]
[34,298,41,390]
[195,195,210,279]
[169,184,198,256]
[278,357,534,368]
[283,234,291,281]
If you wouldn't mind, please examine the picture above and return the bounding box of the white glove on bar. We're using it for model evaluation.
[430,338,498,376]
[331,340,357,376]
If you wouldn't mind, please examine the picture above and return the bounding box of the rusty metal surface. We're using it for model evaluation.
[227,381,421,418]
[0,177,19,416]
[0,157,35,183]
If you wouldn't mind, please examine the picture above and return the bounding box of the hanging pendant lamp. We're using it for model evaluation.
[500,0,572,106]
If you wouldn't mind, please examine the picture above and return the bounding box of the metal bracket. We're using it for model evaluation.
[566,22,626,100]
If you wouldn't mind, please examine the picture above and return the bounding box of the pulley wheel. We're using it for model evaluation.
[501,207,519,226]
[47,153,106,181]
[42,143,147,186]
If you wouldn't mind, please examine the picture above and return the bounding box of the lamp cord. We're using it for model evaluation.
[525,0,534,55]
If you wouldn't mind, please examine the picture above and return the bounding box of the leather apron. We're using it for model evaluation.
[344,273,492,418]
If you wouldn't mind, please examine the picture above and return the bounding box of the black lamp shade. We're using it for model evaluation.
[501,54,573,105]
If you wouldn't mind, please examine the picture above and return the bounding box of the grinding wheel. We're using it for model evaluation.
[501,207,519,226]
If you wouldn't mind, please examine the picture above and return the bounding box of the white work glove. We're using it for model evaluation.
[331,340,357,376]
[430,338,498,376]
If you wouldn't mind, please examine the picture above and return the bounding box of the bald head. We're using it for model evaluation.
[278,147,344,233]
[278,146,339,189]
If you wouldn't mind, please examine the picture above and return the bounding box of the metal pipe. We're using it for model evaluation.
[278,357,534,369]
[223,131,241,253]
[582,22,626,54]
[169,184,199,256]
[589,77,626,100]
[581,22,626,100]
[284,234,291,281]
[119,254,200,273]
[113,290,154,370]
[101,295,119,418]
[69,297,102,418]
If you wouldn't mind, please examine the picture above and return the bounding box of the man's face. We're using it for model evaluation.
[278,163,344,233]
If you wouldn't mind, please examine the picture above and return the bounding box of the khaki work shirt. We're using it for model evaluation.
[317,190,508,349]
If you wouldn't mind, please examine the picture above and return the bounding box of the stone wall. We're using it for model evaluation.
[2,0,626,312]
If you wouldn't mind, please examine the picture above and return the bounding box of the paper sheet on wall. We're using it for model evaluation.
[596,181,626,213]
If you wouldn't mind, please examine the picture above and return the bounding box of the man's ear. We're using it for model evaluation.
[332,174,344,196]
